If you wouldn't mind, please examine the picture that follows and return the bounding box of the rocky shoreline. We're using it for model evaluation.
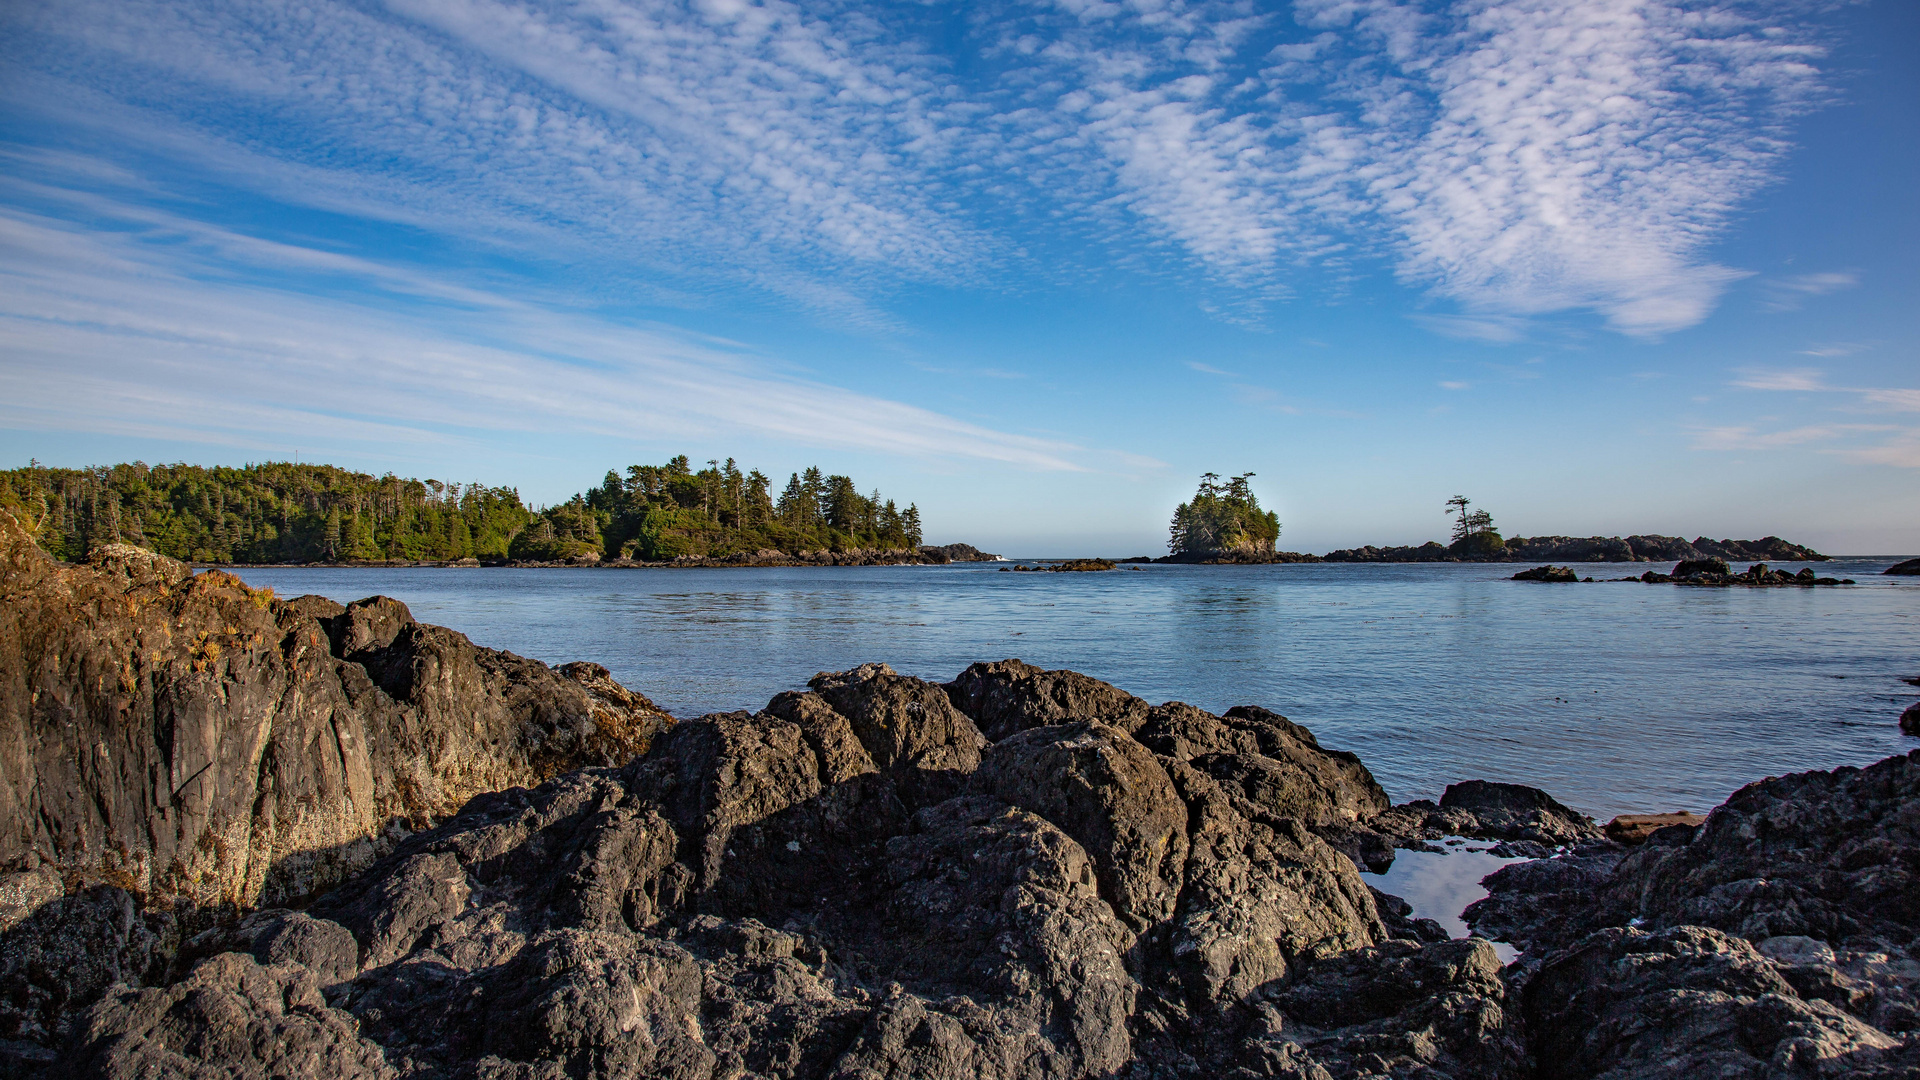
[3,514,1918,1078]
[1514,557,1858,587]
[185,542,1007,571]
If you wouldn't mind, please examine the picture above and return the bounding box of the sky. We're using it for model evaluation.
[0,0,1914,556]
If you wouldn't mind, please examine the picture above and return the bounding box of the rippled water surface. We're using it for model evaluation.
[228,559,1920,819]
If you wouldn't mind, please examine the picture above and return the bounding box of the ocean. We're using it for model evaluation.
[228,558,1919,821]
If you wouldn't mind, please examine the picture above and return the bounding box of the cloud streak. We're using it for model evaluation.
[0,198,1089,472]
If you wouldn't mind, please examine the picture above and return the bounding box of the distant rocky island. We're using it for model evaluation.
[1154,478,1830,565]
[1322,533,1828,564]
[4,510,1917,1078]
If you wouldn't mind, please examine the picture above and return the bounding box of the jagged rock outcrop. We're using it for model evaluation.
[0,510,671,914]
[1470,751,1920,1077]
[20,659,1492,1079]
[0,511,672,1063]
[8,537,1920,1080]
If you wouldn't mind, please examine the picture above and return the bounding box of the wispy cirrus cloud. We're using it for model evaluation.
[0,0,1856,341]
[1764,270,1860,310]
[0,197,1090,471]
[1710,365,1920,466]
[1690,424,1889,452]
[1733,367,1829,392]
[3,0,991,317]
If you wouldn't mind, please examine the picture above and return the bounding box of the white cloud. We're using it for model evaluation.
[1690,423,1890,452]
[4,0,991,315]
[0,201,1089,471]
[1862,389,1920,413]
[1733,368,1828,392]
[1011,0,1832,333]
[1764,270,1860,310]
[1410,313,1527,343]
[0,0,1851,340]
[1438,380,1469,390]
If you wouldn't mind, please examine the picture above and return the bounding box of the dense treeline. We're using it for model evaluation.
[0,456,923,564]
[0,461,535,564]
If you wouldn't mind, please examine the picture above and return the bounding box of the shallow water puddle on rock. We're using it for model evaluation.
[1360,838,1527,963]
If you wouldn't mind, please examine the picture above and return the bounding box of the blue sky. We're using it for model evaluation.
[1,0,1914,555]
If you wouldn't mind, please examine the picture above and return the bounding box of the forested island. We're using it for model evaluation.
[0,457,939,565]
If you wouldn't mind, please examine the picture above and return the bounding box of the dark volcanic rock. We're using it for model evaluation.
[1439,780,1602,845]
[1674,556,1733,577]
[1524,925,1899,1079]
[1886,558,1920,576]
[1904,702,1920,735]
[65,952,395,1079]
[1512,565,1579,582]
[1606,750,1920,945]
[970,721,1188,931]
[21,660,1418,1079]
[919,542,1001,563]
[943,658,1151,741]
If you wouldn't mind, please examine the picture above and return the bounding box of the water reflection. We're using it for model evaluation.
[1360,839,1526,964]
[227,559,1920,819]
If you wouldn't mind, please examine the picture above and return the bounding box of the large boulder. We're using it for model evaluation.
[63,952,395,1079]
[1884,558,1920,576]
[1133,703,1390,826]
[0,509,672,914]
[970,721,1188,931]
[1438,780,1602,845]
[942,659,1150,741]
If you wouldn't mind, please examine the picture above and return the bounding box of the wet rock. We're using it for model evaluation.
[1464,844,1628,956]
[1512,565,1579,582]
[1883,558,1920,576]
[1901,702,1919,735]
[1438,780,1602,844]
[1370,887,1450,944]
[942,659,1151,741]
[1674,556,1733,577]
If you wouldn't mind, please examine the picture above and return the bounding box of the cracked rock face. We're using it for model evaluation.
[0,510,672,1060]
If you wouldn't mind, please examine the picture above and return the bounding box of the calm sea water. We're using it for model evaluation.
[227,559,1919,820]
